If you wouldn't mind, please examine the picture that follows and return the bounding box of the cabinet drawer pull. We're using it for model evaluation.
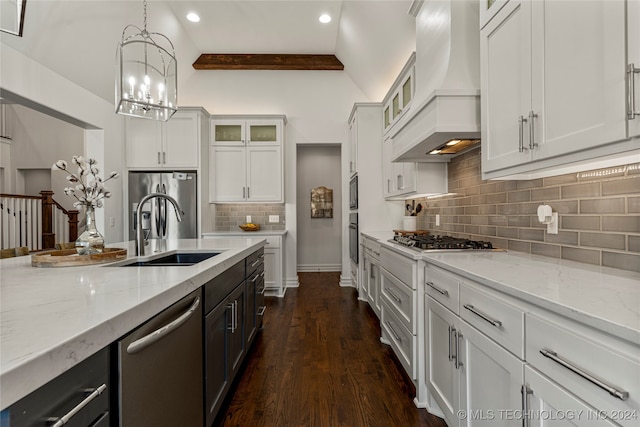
[49,384,107,427]
[385,321,401,341]
[384,287,402,303]
[250,258,262,268]
[463,304,502,328]
[628,63,640,119]
[250,273,260,283]
[257,306,266,316]
[518,115,528,153]
[127,296,200,354]
[259,286,266,295]
[426,281,449,297]
[539,348,629,401]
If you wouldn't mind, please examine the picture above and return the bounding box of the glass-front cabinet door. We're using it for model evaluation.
[211,120,245,145]
[247,120,281,145]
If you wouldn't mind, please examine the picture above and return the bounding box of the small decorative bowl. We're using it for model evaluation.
[239,223,260,231]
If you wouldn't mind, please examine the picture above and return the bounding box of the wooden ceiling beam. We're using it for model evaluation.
[192,54,344,71]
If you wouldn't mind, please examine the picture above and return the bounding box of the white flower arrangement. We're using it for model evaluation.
[52,156,119,209]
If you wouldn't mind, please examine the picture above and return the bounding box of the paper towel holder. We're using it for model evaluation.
[537,204,558,234]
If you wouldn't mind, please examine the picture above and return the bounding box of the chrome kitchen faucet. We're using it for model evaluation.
[135,192,183,256]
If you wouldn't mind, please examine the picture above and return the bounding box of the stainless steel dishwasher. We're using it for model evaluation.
[117,288,203,427]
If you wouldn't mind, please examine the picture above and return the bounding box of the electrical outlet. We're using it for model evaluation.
[246,215,252,223]
[109,217,115,227]
[435,214,440,226]
[269,215,279,223]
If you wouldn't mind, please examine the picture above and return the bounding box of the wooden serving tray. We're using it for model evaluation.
[392,229,429,236]
[31,247,127,267]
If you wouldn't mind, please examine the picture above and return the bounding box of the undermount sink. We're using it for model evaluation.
[119,252,221,267]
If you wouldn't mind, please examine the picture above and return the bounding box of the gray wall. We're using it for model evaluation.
[296,145,342,271]
[411,148,640,273]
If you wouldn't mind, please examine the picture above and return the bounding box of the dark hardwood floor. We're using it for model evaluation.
[216,272,447,427]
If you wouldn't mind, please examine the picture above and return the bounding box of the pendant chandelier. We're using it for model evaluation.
[115,0,177,121]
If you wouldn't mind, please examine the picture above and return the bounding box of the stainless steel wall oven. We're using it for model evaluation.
[349,213,358,264]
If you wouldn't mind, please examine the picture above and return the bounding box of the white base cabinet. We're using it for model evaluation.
[424,260,639,427]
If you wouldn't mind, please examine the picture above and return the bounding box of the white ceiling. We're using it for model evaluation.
[1,0,416,103]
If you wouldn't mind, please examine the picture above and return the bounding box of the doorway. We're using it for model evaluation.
[296,145,342,272]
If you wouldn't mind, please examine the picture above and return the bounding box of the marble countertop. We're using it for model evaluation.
[360,231,640,345]
[0,237,266,410]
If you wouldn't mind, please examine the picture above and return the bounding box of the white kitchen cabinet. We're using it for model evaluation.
[524,366,619,427]
[479,0,510,29]
[211,119,281,146]
[361,235,381,318]
[383,135,447,199]
[349,114,358,176]
[126,108,204,169]
[458,320,525,427]
[209,116,285,203]
[383,53,415,135]
[481,0,628,178]
[629,0,640,139]
[426,296,461,425]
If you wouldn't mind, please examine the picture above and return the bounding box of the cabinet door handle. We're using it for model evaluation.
[539,348,629,401]
[518,116,528,153]
[528,111,538,150]
[247,187,250,199]
[426,281,449,297]
[521,384,533,427]
[385,321,401,341]
[463,304,502,328]
[127,296,200,354]
[387,179,391,193]
[157,152,161,164]
[242,187,246,198]
[397,174,402,190]
[448,325,454,361]
[384,287,402,303]
[628,63,640,119]
[454,329,463,369]
[227,302,235,332]
[48,384,108,427]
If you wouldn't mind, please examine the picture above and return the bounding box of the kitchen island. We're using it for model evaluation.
[0,237,266,411]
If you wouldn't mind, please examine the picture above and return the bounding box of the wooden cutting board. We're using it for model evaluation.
[392,230,429,236]
[31,247,127,267]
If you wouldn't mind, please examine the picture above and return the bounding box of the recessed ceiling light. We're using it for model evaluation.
[187,12,200,23]
[446,139,461,146]
[319,14,332,24]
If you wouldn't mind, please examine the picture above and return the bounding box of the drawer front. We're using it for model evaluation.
[382,298,416,380]
[459,282,524,358]
[380,246,416,289]
[4,348,110,427]
[380,266,416,334]
[362,237,381,260]
[246,247,265,276]
[424,264,460,315]
[205,258,245,314]
[526,313,640,426]
[264,235,281,248]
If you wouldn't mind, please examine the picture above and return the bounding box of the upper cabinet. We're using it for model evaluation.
[481,0,635,179]
[126,108,206,169]
[383,53,415,136]
[209,116,285,203]
[629,0,640,139]
[349,114,358,176]
[211,119,281,146]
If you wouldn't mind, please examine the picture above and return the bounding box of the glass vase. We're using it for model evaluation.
[76,206,105,255]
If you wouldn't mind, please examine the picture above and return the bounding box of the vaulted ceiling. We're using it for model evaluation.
[1,0,416,104]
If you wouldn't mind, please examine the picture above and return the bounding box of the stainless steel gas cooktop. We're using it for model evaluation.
[389,233,501,252]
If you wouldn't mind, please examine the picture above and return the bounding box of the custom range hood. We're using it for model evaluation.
[391,0,481,162]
